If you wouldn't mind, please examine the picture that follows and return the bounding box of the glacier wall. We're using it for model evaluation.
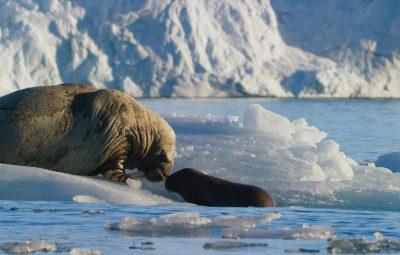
[1,0,399,98]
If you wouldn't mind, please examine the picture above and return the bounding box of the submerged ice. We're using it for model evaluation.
[105,211,281,233]
[105,211,336,240]
[1,103,400,209]
[0,240,57,254]
[328,233,400,254]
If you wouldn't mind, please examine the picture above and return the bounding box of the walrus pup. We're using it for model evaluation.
[0,84,175,182]
[165,168,275,207]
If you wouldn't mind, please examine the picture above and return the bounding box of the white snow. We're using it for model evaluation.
[0,0,399,97]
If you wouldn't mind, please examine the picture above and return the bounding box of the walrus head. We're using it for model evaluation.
[137,120,176,182]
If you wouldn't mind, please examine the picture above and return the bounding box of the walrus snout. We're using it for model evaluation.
[144,166,169,182]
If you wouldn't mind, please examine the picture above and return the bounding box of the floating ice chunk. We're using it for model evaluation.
[221,225,335,240]
[203,241,268,250]
[211,212,282,228]
[0,240,57,254]
[244,104,295,137]
[105,212,281,237]
[105,212,212,233]
[69,248,103,255]
[73,195,106,204]
[284,248,320,253]
[81,209,105,215]
[327,234,400,254]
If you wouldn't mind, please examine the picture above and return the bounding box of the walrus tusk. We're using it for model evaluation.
[126,178,142,189]
[129,171,146,179]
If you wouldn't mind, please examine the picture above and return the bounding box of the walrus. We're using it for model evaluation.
[165,168,276,207]
[0,83,176,182]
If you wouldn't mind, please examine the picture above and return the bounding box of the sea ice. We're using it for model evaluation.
[69,248,103,255]
[105,212,212,233]
[211,212,282,228]
[221,225,335,240]
[327,233,400,254]
[243,104,295,137]
[104,211,281,237]
[73,196,106,204]
[0,164,171,204]
[0,240,57,254]
[125,179,142,189]
[203,241,268,250]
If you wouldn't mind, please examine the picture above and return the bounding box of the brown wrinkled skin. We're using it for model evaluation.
[165,168,276,207]
[0,84,176,183]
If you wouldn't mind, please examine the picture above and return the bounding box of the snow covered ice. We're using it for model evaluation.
[1,0,400,97]
[0,164,171,205]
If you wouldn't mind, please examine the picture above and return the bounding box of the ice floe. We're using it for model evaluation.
[105,211,281,236]
[221,225,335,240]
[327,232,400,254]
[0,240,57,254]
[69,248,103,255]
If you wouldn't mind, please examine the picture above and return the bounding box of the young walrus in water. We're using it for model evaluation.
[0,83,176,183]
[165,168,275,207]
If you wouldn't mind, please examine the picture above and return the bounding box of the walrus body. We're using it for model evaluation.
[165,168,275,207]
[0,84,176,182]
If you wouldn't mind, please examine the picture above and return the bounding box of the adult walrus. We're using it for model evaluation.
[165,168,276,207]
[0,83,176,182]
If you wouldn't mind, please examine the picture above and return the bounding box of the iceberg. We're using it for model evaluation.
[0,0,399,98]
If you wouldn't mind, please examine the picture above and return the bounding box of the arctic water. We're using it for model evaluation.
[2,98,400,255]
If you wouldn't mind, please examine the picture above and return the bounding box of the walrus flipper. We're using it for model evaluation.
[102,169,132,182]
[95,153,132,182]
